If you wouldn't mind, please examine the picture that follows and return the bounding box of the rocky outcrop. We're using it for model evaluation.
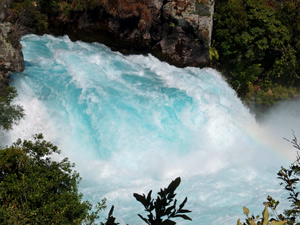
[0,23,24,74]
[0,0,24,91]
[159,0,214,66]
[0,22,25,90]
[0,0,214,77]
[50,0,215,68]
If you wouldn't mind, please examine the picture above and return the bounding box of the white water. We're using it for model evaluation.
[1,34,299,224]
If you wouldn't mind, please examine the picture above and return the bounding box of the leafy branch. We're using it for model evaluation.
[133,177,192,225]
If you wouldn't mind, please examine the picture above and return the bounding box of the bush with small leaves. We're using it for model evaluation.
[0,134,104,224]
[0,86,24,130]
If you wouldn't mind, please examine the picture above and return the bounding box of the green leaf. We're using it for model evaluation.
[245,49,254,59]
[237,219,243,225]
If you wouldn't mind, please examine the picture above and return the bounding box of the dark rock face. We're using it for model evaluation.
[0,22,24,89]
[50,0,215,68]
[0,0,24,91]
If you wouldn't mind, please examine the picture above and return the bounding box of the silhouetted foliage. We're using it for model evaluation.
[101,177,192,225]
[101,206,119,225]
[133,177,192,225]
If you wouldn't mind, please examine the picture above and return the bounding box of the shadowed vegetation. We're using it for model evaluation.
[213,0,300,109]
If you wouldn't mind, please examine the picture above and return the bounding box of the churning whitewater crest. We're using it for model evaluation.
[3,34,295,224]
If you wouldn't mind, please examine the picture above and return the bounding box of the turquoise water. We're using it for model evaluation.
[3,34,299,224]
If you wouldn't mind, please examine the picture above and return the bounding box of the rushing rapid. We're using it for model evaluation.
[2,34,298,224]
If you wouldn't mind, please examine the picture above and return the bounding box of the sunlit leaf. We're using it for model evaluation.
[243,206,250,217]
[262,207,269,225]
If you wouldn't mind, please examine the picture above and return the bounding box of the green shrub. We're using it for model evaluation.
[10,0,49,33]
[213,0,300,106]
[0,86,24,130]
[0,134,104,224]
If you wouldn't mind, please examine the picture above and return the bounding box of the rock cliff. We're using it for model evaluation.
[0,0,24,91]
[50,0,215,67]
[0,0,215,89]
[0,23,24,75]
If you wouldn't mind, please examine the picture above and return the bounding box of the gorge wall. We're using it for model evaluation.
[50,0,215,68]
[0,0,215,92]
[0,0,24,91]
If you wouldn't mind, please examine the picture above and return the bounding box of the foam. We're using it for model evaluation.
[4,34,295,225]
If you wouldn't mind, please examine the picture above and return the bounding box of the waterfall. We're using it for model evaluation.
[2,34,299,224]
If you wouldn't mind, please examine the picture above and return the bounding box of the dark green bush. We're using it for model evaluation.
[0,134,103,224]
[213,0,300,106]
[0,86,24,130]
